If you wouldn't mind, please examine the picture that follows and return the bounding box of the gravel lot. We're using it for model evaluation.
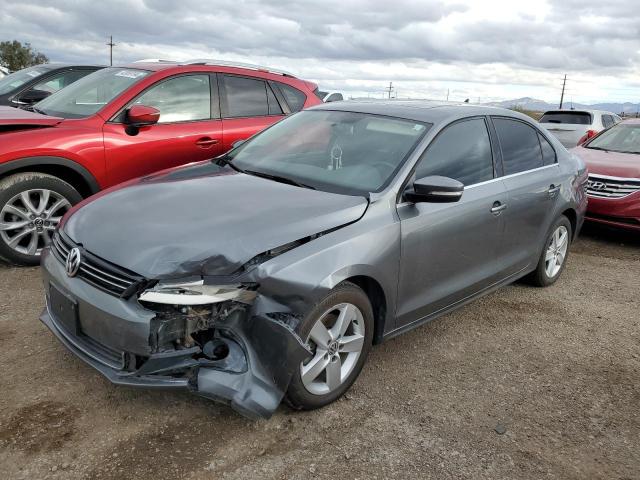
[0,224,638,480]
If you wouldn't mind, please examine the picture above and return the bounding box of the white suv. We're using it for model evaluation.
[540,109,621,148]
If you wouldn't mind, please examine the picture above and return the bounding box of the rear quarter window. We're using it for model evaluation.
[539,112,592,125]
[276,83,307,112]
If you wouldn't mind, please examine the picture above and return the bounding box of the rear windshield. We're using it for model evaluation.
[540,111,592,125]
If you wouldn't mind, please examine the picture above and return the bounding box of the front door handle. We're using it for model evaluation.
[491,201,507,216]
[548,184,561,197]
[195,137,220,148]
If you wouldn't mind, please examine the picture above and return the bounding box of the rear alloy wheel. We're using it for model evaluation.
[527,215,572,287]
[285,282,374,410]
[0,173,81,265]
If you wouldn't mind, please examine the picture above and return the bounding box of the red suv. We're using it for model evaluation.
[0,60,322,264]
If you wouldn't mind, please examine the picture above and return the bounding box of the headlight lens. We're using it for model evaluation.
[139,280,256,306]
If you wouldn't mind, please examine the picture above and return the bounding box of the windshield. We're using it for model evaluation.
[586,123,640,154]
[35,67,150,119]
[0,65,51,95]
[229,110,430,194]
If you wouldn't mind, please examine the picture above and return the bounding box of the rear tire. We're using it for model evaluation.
[526,215,572,287]
[285,282,374,411]
[0,173,81,266]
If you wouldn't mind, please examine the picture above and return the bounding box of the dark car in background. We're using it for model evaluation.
[0,60,322,265]
[572,119,640,231]
[0,64,104,108]
[40,101,587,419]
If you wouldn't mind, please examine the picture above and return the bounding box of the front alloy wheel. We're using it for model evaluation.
[301,302,366,395]
[0,173,81,265]
[285,282,374,411]
[0,189,70,256]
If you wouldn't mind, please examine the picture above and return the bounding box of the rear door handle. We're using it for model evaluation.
[548,184,561,197]
[491,201,507,215]
[195,137,220,148]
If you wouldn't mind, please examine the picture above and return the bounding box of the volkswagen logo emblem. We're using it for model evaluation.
[65,247,82,277]
[588,181,607,191]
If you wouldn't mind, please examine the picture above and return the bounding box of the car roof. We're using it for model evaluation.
[307,99,534,125]
[33,63,105,70]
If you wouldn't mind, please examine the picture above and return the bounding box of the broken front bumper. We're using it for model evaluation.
[40,249,311,419]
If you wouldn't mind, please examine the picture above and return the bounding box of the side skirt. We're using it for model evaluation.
[382,265,531,342]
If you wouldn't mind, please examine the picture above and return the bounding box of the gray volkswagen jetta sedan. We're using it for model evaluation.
[40,101,588,418]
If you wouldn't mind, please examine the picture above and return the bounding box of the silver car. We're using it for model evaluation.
[40,101,588,419]
[540,109,622,148]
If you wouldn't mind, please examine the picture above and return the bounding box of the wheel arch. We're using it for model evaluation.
[561,207,577,240]
[0,156,100,198]
[342,275,388,345]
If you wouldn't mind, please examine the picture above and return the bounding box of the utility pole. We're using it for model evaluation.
[387,82,394,99]
[446,88,449,101]
[107,35,116,66]
[559,74,567,109]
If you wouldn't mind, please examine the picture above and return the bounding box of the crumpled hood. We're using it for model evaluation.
[572,146,640,178]
[64,163,368,279]
[0,105,63,127]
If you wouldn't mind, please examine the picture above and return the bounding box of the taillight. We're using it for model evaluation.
[578,129,598,145]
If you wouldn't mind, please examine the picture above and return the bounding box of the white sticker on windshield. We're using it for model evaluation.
[413,124,425,131]
[114,70,145,79]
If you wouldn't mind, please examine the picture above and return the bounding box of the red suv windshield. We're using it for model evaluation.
[36,68,150,119]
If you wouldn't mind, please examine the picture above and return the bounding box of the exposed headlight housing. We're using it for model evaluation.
[139,280,257,306]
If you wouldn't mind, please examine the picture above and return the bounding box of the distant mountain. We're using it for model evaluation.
[483,97,638,115]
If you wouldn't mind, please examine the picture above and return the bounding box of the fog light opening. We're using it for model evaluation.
[202,339,230,361]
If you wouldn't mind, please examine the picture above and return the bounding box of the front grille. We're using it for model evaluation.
[51,232,143,297]
[587,174,640,199]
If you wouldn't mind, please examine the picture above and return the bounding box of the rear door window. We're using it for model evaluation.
[415,118,494,186]
[222,75,275,118]
[494,118,543,175]
[539,111,592,125]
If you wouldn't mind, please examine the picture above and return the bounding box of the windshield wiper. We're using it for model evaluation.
[243,169,316,190]
[214,154,246,173]
[31,106,45,115]
[586,146,609,152]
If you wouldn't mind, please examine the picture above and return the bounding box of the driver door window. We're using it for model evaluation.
[415,118,494,186]
[132,74,211,123]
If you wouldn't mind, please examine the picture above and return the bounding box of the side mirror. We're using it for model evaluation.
[405,175,464,203]
[13,89,51,105]
[127,105,160,127]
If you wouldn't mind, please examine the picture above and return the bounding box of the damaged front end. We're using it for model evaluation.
[40,247,312,419]
[137,280,312,418]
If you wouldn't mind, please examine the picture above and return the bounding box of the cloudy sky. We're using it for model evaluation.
[1,0,639,104]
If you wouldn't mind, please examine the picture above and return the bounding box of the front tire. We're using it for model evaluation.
[285,282,374,411]
[0,173,81,265]
[527,215,572,287]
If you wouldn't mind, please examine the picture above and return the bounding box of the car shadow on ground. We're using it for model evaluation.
[579,222,640,247]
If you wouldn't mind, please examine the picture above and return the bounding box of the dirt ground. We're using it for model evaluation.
[0,224,638,480]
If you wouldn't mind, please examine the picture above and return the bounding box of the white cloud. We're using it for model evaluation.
[0,0,638,104]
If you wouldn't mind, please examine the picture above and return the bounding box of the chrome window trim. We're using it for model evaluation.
[588,173,640,183]
[465,164,559,190]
